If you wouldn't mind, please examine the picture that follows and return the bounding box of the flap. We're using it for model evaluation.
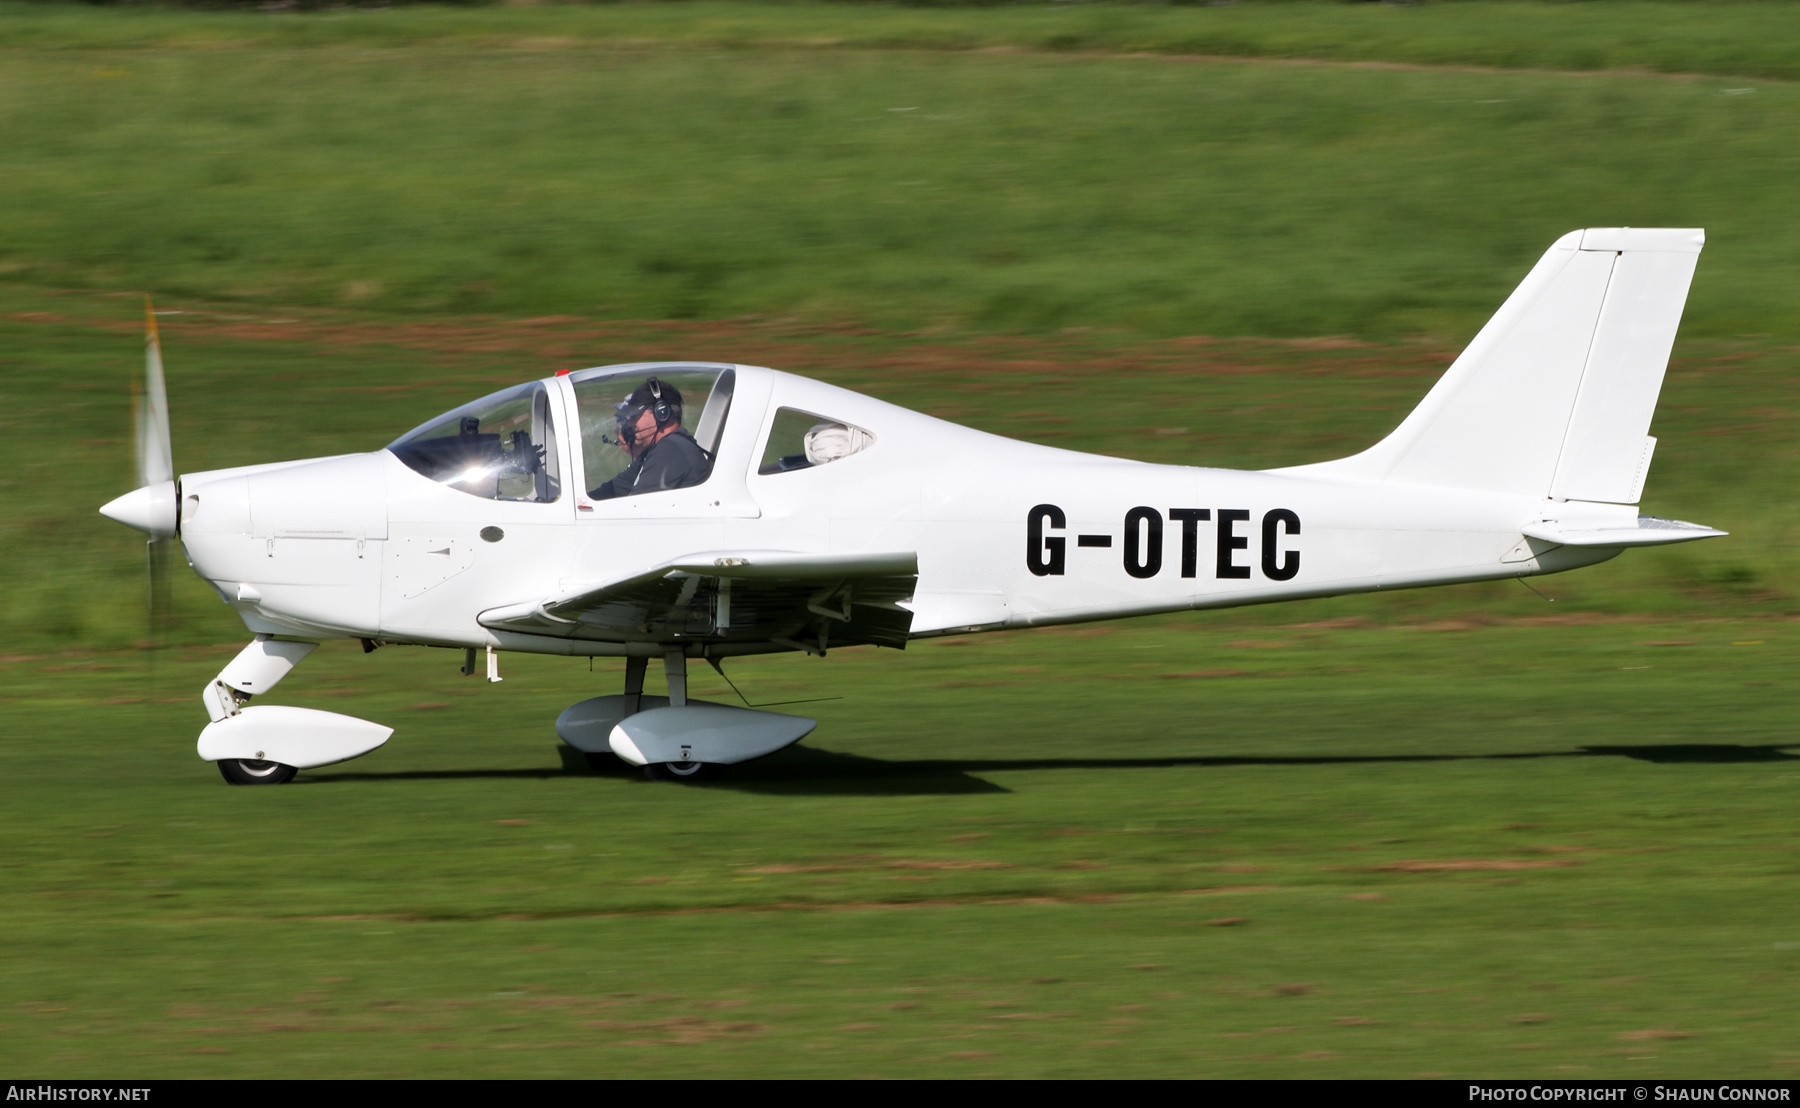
[1522,515,1727,548]
[904,589,1010,636]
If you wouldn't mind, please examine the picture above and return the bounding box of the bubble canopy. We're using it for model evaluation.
[388,380,561,502]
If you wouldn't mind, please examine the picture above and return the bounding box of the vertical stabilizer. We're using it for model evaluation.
[1285,228,1703,505]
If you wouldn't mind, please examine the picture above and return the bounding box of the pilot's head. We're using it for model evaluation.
[614,378,683,453]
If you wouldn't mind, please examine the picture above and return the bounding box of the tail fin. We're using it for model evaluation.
[1289,228,1703,505]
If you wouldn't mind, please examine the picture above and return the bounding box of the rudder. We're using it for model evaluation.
[1287,228,1703,505]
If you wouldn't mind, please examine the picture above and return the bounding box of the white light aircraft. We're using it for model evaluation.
[100,228,1725,785]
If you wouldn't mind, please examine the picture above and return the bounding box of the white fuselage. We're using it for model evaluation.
[176,364,1618,654]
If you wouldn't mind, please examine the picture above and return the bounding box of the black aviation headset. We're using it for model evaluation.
[644,378,677,428]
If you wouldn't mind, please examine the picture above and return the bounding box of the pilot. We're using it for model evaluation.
[589,378,711,500]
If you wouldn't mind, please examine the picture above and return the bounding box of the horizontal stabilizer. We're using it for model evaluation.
[1523,515,1726,548]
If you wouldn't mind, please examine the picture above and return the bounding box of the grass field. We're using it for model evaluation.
[3,3,1800,336]
[9,1,1800,83]
[3,2,1799,1078]
[6,614,1800,1077]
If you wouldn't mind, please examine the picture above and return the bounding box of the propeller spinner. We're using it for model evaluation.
[98,299,180,628]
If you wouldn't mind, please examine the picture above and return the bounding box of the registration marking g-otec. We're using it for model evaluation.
[1026,504,1301,582]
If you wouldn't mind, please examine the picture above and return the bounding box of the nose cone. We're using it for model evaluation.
[100,479,178,538]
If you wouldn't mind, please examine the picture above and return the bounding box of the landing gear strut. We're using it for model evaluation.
[554,647,817,781]
[639,650,716,783]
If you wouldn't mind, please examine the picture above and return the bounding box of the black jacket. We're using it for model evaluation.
[589,429,711,500]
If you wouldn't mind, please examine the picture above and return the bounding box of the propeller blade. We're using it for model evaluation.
[137,296,173,489]
[140,298,177,634]
[147,535,177,633]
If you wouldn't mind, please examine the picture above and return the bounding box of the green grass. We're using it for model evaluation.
[4,619,1799,1076]
[5,4,1800,1077]
[2,6,1800,336]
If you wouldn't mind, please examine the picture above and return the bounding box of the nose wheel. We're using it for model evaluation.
[643,760,719,783]
[218,758,298,785]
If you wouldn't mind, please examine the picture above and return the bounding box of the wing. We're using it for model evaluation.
[478,550,918,652]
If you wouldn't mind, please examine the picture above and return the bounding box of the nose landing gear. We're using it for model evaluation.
[642,759,720,783]
[218,758,299,786]
[196,636,393,784]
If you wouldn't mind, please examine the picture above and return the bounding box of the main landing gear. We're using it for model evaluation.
[624,652,719,784]
[554,648,818,783]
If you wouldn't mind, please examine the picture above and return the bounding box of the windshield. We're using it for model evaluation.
[569,364,734,500]
[387,381,561,502]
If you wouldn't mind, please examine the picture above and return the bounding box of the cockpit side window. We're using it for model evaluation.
[758,408,875,475]
[570,366,733,500]
[388,381,561,502]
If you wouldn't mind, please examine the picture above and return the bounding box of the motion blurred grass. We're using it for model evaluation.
[8,0,1800,84]
[2,6,1799,336]
[4,3,1799,1077]
[4,620,1800,1077]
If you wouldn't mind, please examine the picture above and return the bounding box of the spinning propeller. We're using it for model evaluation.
[99,299,181,631]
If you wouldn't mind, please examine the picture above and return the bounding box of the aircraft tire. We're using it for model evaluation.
[643,761,720,783]
[217,758,299,786]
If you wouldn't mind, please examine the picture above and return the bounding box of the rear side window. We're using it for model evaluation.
[758,408,875,475]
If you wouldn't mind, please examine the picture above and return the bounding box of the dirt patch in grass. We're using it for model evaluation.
[12,295,1458,398]
[1373,859,1581,873]
[584,1016,767,1044]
